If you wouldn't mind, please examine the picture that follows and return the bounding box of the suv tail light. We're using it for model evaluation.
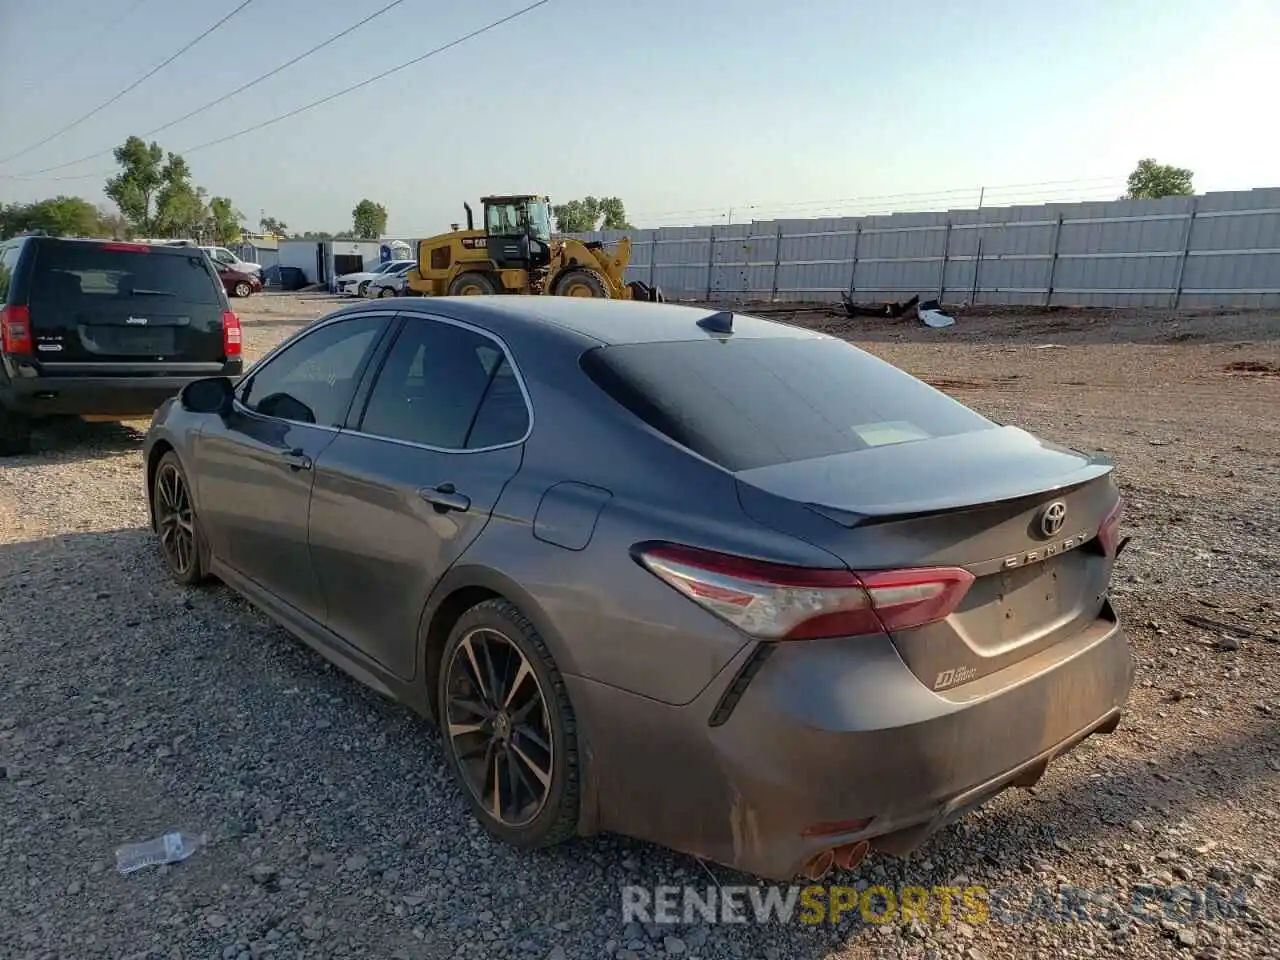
[636,543,974,640]
[222,310,242,359]
[1,305,33,355]
[1098,497,1124,556]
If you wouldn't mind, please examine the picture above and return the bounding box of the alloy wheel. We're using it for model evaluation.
[156,463,195,574]
[444,627,554,827]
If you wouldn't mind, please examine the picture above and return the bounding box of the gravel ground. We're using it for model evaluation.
[1,293,1278,960]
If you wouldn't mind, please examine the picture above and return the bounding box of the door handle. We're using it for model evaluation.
[282,447,312,471]
[418,482,471,513]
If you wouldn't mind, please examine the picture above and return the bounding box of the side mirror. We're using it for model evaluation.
[180,376,234,416]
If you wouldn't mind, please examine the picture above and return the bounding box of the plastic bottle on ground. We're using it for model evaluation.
[115,831,206,874]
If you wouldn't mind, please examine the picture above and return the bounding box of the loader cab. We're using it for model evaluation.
[483,195,552,271]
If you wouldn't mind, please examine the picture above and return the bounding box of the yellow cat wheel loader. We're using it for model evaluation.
[407,195,664,302]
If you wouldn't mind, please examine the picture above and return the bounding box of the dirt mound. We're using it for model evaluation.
[1224,359,1279,375]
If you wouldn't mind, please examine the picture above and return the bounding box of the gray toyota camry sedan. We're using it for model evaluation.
[143,296,1133,881]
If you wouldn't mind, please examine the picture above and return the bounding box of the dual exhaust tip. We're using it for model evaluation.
[800,839,870,881]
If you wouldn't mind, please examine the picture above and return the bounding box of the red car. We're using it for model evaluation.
[217,265,263,298]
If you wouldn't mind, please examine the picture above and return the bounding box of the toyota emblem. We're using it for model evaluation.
[1039,501,1068,538]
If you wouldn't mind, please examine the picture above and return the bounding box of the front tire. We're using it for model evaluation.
[152,451,212,586]
[233,281,252,298]
[553,269,611,298]
[437,599,580,849]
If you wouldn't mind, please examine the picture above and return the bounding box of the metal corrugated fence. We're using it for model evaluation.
[569,187,1280,308]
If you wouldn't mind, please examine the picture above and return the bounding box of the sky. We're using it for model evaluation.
[1,0,1276,235]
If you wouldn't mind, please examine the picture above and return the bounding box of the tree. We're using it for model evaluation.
[105,136,165,234]
[552,197,600,233]
[207,197,243,244]
[551,196,632,233]
[259,215,288,236]
[1125,159,1194,200]
[0,197,103,238]
[154,152,208,238]
[351,199,388,239]
[597,197,633,230]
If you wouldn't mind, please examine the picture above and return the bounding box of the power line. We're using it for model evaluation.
[0,0,258,167]
[4,0,552,182]
[627,182,1129,228]
[7,0,410,179]
[628,177,1126,222]
[178,0,552,156]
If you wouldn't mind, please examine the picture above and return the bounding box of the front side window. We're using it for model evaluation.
[359,318,529,449]
[241,315,385,427]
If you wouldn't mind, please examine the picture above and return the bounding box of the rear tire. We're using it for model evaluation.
[553,269,611,298]
[437,598,580,850]
[0,409,32,457]
[448,272,501,296]
[152,451,212,586]
[378,285,395,298]
[233,281,252,298]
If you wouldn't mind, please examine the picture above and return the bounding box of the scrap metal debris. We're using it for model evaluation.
[917,298,955,328]
[840,293,919,318]
[839,293,955,328]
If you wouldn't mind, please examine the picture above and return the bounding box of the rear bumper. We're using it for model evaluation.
[567,608,1133,881]
[1,367,241,417]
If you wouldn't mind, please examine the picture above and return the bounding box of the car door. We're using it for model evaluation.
[193,313,391,621]
[307,313,531,680]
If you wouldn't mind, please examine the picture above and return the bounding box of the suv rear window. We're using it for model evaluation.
[581,336,995,471]
[29,244,221,306]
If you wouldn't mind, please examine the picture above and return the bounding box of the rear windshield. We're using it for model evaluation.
[580,336,995,471]
[29,243,222,306]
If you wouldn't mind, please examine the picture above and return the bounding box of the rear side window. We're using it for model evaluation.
[581,336,994,471]
[358,318,529,449]
[29,244,221,305]
[0,243,21,302]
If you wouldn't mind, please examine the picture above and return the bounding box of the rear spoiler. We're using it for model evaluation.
[803,463,1114,529]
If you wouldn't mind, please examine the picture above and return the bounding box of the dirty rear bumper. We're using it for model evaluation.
[566,609,1132,881]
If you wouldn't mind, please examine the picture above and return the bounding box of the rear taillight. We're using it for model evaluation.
[222,310,242,359]
[1098,497,1124,556]
[100,242,150,252]
[636,543,974,640]
[1,305,33,355]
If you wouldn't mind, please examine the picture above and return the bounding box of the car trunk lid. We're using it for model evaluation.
[736,426,1121,691]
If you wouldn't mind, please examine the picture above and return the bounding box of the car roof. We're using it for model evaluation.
[384,296,828,347]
